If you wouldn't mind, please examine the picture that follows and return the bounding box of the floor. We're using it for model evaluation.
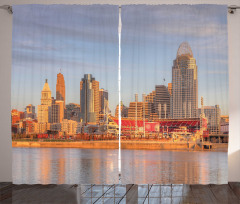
[1,182,240,203]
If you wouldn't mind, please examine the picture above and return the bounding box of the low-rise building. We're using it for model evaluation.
[197,105,221,134]
[61,119,78,135]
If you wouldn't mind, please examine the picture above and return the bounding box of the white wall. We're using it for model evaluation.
[0,0,240,182]
[228,8,240,182]
[0,8,12,182]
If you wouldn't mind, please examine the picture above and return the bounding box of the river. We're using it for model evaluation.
[12,147,227,184]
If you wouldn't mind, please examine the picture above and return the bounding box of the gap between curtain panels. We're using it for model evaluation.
[118,6,122,184]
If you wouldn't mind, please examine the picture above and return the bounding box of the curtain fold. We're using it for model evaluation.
[121,5,228,184]
[12,5,119,184]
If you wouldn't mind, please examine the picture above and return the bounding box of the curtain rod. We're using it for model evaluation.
[228,6,240,14]
[1,5,240,15]
[0,5,13,14]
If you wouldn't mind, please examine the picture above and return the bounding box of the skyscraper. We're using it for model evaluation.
[92,80,100,122]
[171,42,198,119]
[154,85,170,119]
[80,74,100,123]
[56,72,65,107]
[49,99,64,123]
[38,79,52,123]
[99,89,109,114]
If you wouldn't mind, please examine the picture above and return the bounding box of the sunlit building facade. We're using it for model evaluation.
[115,102,128,118]
[197,105,221,134]
[80,74,100,123]
[171,42,198,119]
[61,119,78,135]
[24,104,36,119]
[56,73,65,107]
[168,83,172,96]
[154,85,170,119]
[145,91,156,103]
[38,79,52,124]
[11,109,24,124]
[99,89,109,114]
[35,122,49,134]
[49,99,64,123]
[128,102,151,120]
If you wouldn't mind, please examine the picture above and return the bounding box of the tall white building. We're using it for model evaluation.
[38,79,52,124]
[171,42,198,119]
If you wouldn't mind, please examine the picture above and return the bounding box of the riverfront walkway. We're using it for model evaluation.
[12,140,228,151]
[1,182,240,203]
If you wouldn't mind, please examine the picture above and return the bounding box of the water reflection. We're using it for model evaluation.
[12,148,227,184]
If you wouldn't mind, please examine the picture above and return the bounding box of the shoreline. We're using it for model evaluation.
[12,141,228,151]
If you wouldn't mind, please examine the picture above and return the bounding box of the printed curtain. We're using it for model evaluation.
[120,5,228,184]
[12,5,119,184]
[11,5,228,184]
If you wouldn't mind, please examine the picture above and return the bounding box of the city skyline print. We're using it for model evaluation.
[11,5,228,116]
[12,5,119,114]
[11,4,229,184]
[121,5,228,116]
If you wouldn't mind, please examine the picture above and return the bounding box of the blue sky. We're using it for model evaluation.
[12,4,228,115]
